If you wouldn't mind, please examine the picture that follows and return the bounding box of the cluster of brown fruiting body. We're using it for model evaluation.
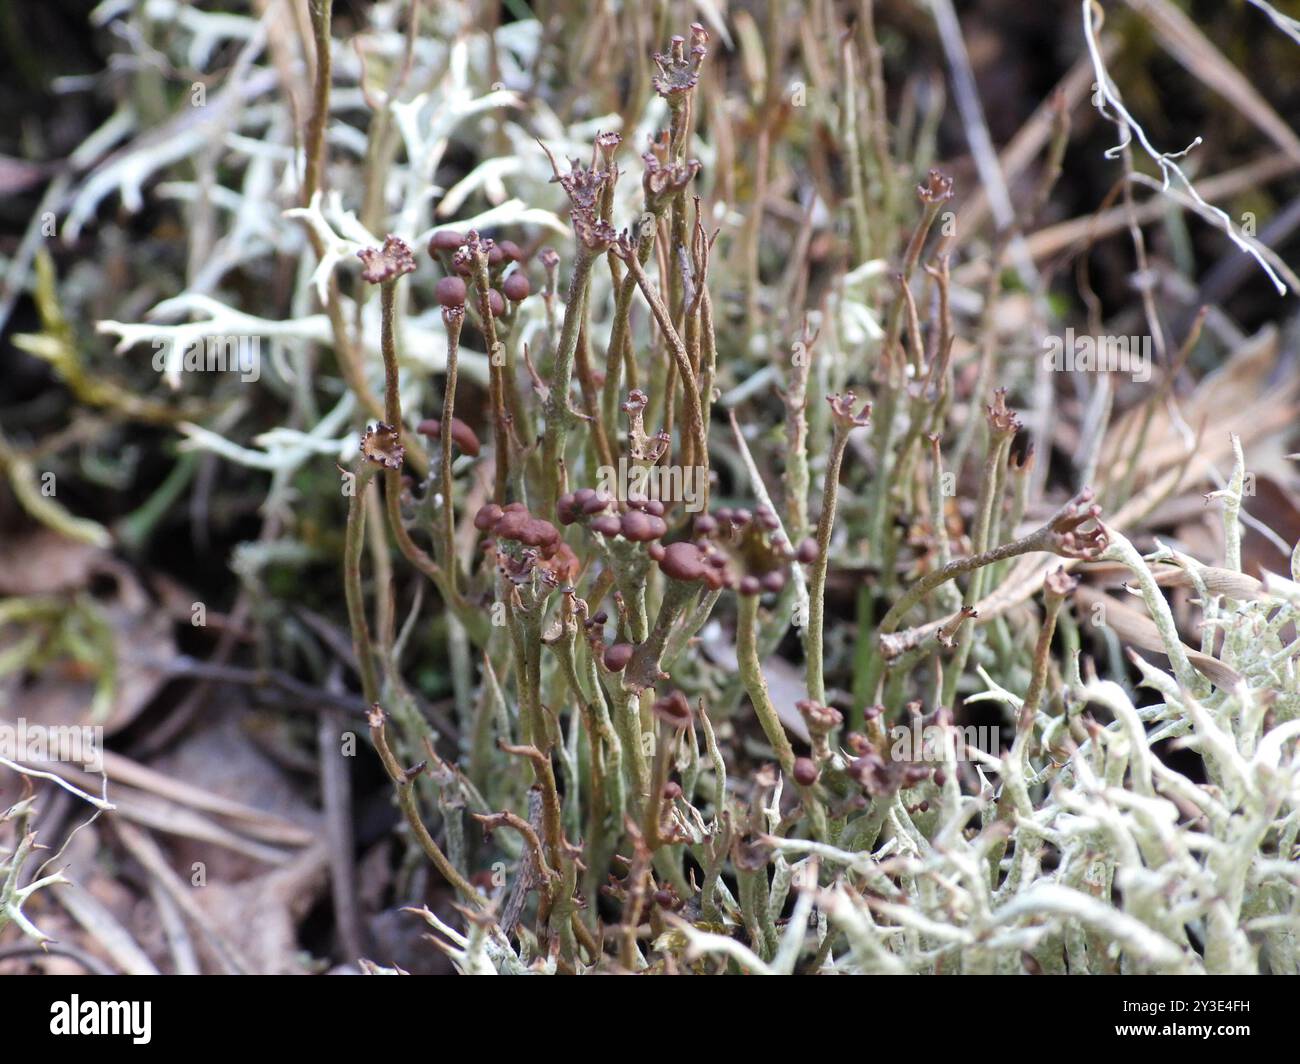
[474,501,578,585]
[556,488,670,544]
[1045,488,1109,559]
[359,421,405,470]
[650,23,709,101]
[555,487,822,603]
[430,229,531,306]
[641,133,702,212]
[843,725,939,800]
[691,503,804,597]
[357,233,417,284]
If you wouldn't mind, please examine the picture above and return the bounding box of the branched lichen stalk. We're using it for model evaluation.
[540,248,596,517]
[343,464,379,704]
[618,245,708,484]
[807,467,846,705]
[303,0,333,207]
[807,402,865,705]
[469,248,512,503]
[437,308,463,598]
[369,705,485,908]
[738,594,827,839]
